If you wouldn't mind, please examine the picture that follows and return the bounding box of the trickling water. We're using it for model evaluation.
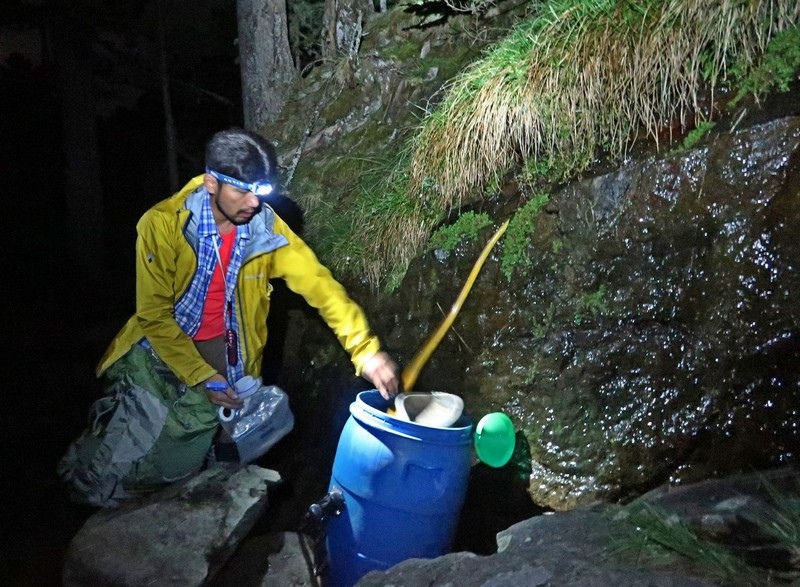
[358,116,800,511]
[264,117,800,528]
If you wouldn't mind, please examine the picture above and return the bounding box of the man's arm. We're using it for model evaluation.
[134,209,217,387]
[269,216,398,398]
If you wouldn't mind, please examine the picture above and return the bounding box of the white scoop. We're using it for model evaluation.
[393,392,464,427]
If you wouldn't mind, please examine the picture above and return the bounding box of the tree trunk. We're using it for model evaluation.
[52,8,106,313]
[322,0,374,59]
[237,0,295,130]
[157,0,179,192]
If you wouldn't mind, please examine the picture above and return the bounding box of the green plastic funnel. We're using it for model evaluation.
[474,412,515,468]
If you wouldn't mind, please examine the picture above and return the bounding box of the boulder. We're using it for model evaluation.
[356,469,800,586]
[62,465,281,587]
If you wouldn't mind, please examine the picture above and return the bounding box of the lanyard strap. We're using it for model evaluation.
[211,232,241,372]
[211,233,235,319]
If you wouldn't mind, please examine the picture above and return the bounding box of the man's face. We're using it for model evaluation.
[211,182,260,226]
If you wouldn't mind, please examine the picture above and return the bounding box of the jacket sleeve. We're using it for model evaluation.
[268,215,381,376]
[134,208,217,386]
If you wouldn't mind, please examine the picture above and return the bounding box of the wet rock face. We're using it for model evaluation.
[288,116,799,513]
[371,117,800,511]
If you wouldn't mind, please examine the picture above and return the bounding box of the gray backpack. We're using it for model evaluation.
[58,345,218,507]
[57,380,169,507]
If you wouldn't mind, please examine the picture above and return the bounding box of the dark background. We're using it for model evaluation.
[2,2,245,584]
[2,0,243,316]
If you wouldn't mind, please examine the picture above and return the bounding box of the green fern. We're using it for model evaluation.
[501,193,550,281]
[427,211,494,253]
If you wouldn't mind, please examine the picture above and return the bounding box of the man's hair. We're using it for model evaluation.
[205,128,278,185]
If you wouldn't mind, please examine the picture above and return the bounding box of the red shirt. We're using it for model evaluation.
[194,229,235,341]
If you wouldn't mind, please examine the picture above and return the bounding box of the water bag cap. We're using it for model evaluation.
[474,412,515,468]
[234,375,260,398]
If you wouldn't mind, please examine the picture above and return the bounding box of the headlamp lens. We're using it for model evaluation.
[251,183,273,196]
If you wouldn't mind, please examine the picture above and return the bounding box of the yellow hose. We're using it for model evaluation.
[401,219,510,391]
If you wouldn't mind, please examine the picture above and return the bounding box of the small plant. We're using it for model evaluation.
[387,40,424,62]
[520,157,552,183]
[427,211,493,253]
[748,476,800,555]
[612,502,757,585]
[500,193,549,280]
[573,284,607,325]
[531,301,556,340]
[731,25,800,107]
[523,357,539,385]
[483,172,503,196]
[584,285,607,310]
[680,120,717,151]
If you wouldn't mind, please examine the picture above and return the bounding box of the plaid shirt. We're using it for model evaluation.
[174,193,249,382]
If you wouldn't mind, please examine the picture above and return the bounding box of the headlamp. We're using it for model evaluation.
[206,168,273,196]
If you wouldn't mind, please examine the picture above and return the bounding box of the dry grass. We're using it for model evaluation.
[310,151,439,291]
[408,0,800,214]
[304,0,799,292]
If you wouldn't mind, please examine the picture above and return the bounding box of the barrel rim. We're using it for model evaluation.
[352,390,474,442]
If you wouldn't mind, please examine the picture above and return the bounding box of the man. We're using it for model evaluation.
[59,128,398,506]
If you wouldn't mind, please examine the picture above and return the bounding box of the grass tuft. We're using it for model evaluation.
[301,1,799,291]
[612,502,758,585]
[610,474,800,585]
[408,0,800,213]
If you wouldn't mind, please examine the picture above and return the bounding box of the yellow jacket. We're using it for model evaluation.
[97,176,381,385]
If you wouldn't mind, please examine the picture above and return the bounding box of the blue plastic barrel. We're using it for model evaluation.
[323,390,473,587]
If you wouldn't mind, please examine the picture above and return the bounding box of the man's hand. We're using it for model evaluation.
[202,373,244,409]
[361,351,399,400]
